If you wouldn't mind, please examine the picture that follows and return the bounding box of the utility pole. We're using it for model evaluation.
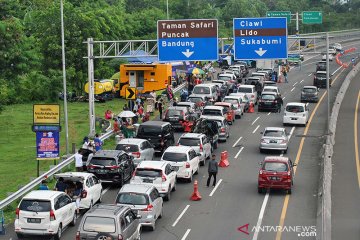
[166,0,169,19]
[296,12,301,52]
[326,32,330,135]
[87,38,96,137]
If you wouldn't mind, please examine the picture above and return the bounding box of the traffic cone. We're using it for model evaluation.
[218,151,230,167]
[190,180,202,201]
[248,102,255,113]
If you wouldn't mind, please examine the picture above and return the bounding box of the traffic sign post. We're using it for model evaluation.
[126,87,136,100]
[302,11,322,24]
[233,17,288,60]
[266,11,291,23]
[157,19,218,62]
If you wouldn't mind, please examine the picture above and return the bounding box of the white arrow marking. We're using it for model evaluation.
[255,48,267,57]
[182,49,194,58]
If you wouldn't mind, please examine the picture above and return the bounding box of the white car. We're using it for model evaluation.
[328,48,337,55]
[322,53,333,61]
[224,95,244,118]
[116,138,155,166]
[283,102,309,126]
[202,105,226,118]
[15,190,76,240]
[236,85,257,104]
[262,86,281,96]
[333,43,342,51]
[230,92,250,112]
[161,146,200,182]
[131,161,177,201]
[54,172,102,209]
[177,133,212,166]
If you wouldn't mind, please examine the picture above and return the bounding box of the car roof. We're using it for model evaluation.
[137,160,168,169]
[203,106,224,110]
[303,86,317,89]
[188,94,205,99]
[214,102,231,106]
[168,106,188,110]
[200,115,225,121]
[261,91,277,96]
[252,72,266,75]
[286,102,306,106]
[264,127,286,131]
[23,190,62,200]
[119,183,154,194]
[86,204,127,216]
[94,150,125,158]
[140,121,170,127]
[316,71,327,74]
[212,79,226,83]
[55,172,94,179]
[118,138,146,145]
[177,102,194,106]
[218,73,233,76]
[238,85,254,88]
[247,76,261,80]
[263,86,278,89]
[264,156,289,163]
[180,133,204,139]
[164,146,192,153]
[194,83,213,87]
[224,96,240,99]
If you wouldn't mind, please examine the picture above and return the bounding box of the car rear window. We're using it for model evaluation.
[83,216,116,233]
[316,73,326,78]
[116,144,139,152]
[167,109,183,116]
[263,162,288,172]
[179,138,200,146]
[19,200,51,212]
[136,169,162,178]
[263,88,277,93]
[238,87,252,93]
[138,126,162,135]
[116,193,149,205]
[162,152,188,162]
[286,105,304,113]
[203,109,222,116]
[261,94,276,100]
[193,86,210,94]
[89,157,116,166]
[303,88,316,93]
[188,97,202,103]
[218,76,232,81]
[264,130,284,137]
[224,99,238,105]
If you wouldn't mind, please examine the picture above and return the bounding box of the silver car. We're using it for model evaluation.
[259,127,289,153]
[116,184,163,231]
[200,116,230,142]
[177,133,212,166]
[116,138,155,166]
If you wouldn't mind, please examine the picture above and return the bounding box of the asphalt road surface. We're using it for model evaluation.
[1,42,359,240]
[331,66,360,240]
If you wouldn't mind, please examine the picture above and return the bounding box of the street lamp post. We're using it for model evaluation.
[166,0,169,19]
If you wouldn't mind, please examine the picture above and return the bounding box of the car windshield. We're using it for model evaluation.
[178,138,201,146]
[176,104,190,108]
[83,216,116,233]
[116,193,149,205]
[138,126,162,136]
[316,73,326,78]
[303,88,316,93]
[264,130,284,137]
[19,200,51,212]
[188,97,202,103]
[162,152,188,162]
[90,158,116,166]
[238,87,252,93]
[263,162,288,172]
[193,87,210,94]
[261,94,276,100]
[218,76,231,81]
[167,109,182,116]
[224,99,238,105]
[263,88,277,93]
[116,144,139,152]
[286,105,304,113]
[136,169,162,177]
[203,109,222,116]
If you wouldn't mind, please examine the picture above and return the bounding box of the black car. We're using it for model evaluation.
[87,150,135,186]
[137,121,175,153]
[258,92,279,112]
[163,106,190,130]
[313,71,332,88]
[301,86,319,102]
[192,118,219,150]
[316,61,326,71]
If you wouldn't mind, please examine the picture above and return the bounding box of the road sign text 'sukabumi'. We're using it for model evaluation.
[157,19,218,62]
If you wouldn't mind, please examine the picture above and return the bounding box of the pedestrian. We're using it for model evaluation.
[39,180,49,190]
[133,103,139,112]
[158,99,163,119]
[94,133,103,152]
[123,104,129,111]
[276,95,283,113]
[55,177,67,192]
[282,69,288,83]
[73,182,83,215]
[104,109,113,120]
[207,154,218,187]
[74,149,83,172]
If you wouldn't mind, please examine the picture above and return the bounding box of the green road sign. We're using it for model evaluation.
[266,11,291,23]
[302,11,322,24]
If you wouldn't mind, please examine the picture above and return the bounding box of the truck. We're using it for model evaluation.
[256,60,275,71]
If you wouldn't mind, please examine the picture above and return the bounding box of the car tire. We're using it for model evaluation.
[54,224,62,240]
[200,158,205,166]
[159,206,163,218]
[284,148,288,154]
[98,191,103,203]
[172,180,177,192]
[119,173,124,187]
[70,213,76,226]
[258,187,264,194]
[151,223,156,231]
[16,233,24,239]
[260,149,264,153]
[195,165,199,175]
[287,189,292,194]
[164,188,171,201]
[188,173,193,183]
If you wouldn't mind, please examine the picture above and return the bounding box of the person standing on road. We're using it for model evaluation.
[94,134,103,152]
[75,150,83,172]
[282,68,288,83]
[276,95,283,113]
[207,154,218,187]
[158,99,163,120]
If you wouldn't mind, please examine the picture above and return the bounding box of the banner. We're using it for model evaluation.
[36,131,60,160]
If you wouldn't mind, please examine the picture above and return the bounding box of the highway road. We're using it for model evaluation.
[1,42,359,240]
[332,66,360,240]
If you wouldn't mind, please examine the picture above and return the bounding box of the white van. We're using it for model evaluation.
[192,84,218,101]
[236,85,257,104]
[283,102,309,126]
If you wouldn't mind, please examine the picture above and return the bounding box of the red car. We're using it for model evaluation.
[258,156,296,194]
[214,102,235,125]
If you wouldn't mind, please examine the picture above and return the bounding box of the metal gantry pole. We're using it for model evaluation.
[326,32,330,135]
[296,12,300,52]
[60,0,69,156]
[87,38,96,137]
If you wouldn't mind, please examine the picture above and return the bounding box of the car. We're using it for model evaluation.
[87,150,135,186]
[116,184,163,231]
[176,101,201,118]
[251,71,269,81]
[236,85,258,105]
[259,127,289,153]
[76,204,141,240]
[262,86,280,96]
[191,118,220,150]
[212,79,229,98]
[313,70,332,88]
[202,105,226,118]
[200,115,230,142]
[245,76,263,86]
[54,172,102,210]
[236,64,249,77]
[218,73,237,91]
[230,92,250,112]
[224,95,244,118]
[161,146,200,182]
[116,138,155,166]
[131,161,177,201]
[163,106,190,130]
[15,190,76,240]
[332,42,342,51]
[136,121,175,153]
[283,102,309,126]
[258,156,296,194]
[328,47,337,55]
[214,102,236,124]
[188,95,206,108]
[177,133,212,166]
[322,53,333,61]
[301,86,319,102]
[258,92,279,112]
[316,61,327,71]
[191,84,218,101]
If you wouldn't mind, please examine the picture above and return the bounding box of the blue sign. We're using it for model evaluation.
[158,19,218,62]
[32,125,61,132]
[233,17,288,60]
[36,131,60,160]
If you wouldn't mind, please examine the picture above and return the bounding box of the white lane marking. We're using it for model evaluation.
[209,179,223,197]
[300,79,304,83]
[332,66,342,75]
[267,112,271,116]
[290,87,295,92]
[234,147,244,158]
[282,96,286,100]
[232,136,243,148]
[172,205,190,227]
[293,81,298,87]
[308,73,312,77]
[289,127,296,139]
[252,116,260,125]
[252,192,270,240]
[102,186,110,195]
[252,125,260,133]
[181,229,191,240]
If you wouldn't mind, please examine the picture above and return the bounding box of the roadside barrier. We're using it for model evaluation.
[190,180,202,201]
[219,151,230,167]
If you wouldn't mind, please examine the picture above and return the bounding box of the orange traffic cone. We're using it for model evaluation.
[218,151,230,167]
[190,180,202,201]
[248,102,255,113]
